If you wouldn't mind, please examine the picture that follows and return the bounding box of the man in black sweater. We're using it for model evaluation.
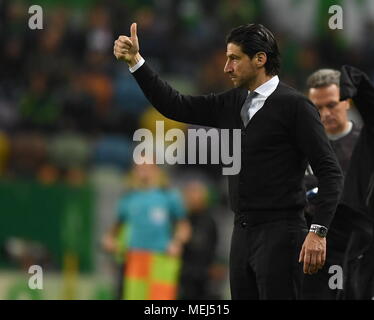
[113,23,343,299]
[303,67,374,300]
[302,69,362,299]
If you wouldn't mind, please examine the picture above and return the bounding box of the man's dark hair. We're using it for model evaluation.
[226,24,281,76]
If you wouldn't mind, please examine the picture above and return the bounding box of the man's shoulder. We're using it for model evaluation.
[272,82,312,106]
[276,82,306,99]
[351,121,362,138]
[352,121,362,131]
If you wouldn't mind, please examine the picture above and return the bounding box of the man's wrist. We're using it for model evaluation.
[128,53,143,70]
[309,224,328,237]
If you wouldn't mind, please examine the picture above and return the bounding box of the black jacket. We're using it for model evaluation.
[132,63,343,227]
[335,65,374,258]
[340,65,374,218]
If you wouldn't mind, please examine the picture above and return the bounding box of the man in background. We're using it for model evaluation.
[178,180,219,300]
[303,67,374,300]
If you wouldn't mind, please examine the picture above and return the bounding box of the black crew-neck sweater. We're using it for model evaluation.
[132,63,343,228]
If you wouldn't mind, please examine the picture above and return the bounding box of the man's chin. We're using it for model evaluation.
[325,126,340,134]
[324,123,337,132]
[232,80,243,88]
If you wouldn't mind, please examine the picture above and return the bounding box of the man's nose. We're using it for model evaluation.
[320,107,330,118]
[224,61,232,73]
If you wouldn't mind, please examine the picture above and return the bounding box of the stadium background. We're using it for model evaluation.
[0,0,373,299]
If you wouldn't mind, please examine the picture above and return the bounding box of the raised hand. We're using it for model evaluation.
[114,22,141,66]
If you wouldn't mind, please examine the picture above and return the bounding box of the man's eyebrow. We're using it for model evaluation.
[227,53,240,58]
[314,101,339,109]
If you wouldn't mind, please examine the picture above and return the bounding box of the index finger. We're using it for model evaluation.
[322,248,326,266]
[118,36,132,44]
[303,251,311,274]
[308,252,317,274]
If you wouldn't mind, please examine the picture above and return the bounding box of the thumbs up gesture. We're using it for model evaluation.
[114,23,141,66]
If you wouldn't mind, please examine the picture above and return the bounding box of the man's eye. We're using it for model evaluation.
[327,103,338,109]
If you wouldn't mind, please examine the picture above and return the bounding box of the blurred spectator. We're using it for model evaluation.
[86,6,113,55]
[65,167,87,187]
[19,72,62,131]
[198,49,232,93]
[61,72,98,133]
[113,67,149,117]
[0,86,19,131]
[48,132,91,170]
[83,69,113,118]
[9,131,47,179]
[37,163,60,185]
[178,180,218,300]
[2,237,54,271]
[0,132,10,176]
[92,135,133,171]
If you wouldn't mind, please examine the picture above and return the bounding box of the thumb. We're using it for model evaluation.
[130,22,137,39]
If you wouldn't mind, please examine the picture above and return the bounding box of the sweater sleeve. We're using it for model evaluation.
[340,65,374,128]
[131,62,227,128]
[294,96,344,229]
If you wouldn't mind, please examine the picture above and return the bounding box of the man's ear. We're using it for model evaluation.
[343,99,352,110]
[347,98,353,109]
[255,52,267,68]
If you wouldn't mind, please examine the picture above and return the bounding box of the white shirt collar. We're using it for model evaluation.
[249,75,279,97]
